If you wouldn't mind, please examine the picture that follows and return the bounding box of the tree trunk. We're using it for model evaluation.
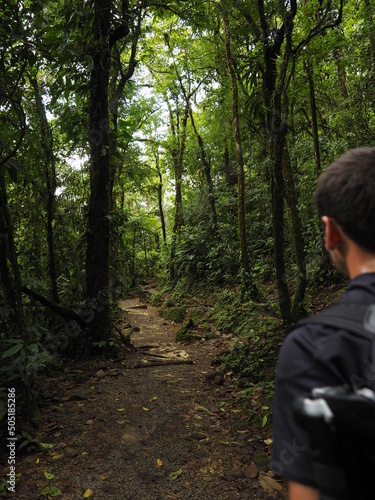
[109,4,141,207]
[282,144,306,320]
[257,0,297,323]
[156,155,166,243]
[30,74,59,302]
[270,97,292,324]
[188,109,219,235]
[0,176,23,334]
[143,232,149,277]
[85,0,112,342]
[223,10,258,297]
[304,59,331,275]
[169,102,188,282]
[304,60,321,176]
[131,225,136,287]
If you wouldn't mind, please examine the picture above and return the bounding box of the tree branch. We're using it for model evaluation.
[21,286,89,327]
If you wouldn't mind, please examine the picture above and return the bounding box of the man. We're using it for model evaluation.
[271,147,375,499]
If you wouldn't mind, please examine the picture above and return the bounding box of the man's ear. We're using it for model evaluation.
[322,216,341,250]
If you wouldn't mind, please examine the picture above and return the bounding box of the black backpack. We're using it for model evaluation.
[292,303,375,500]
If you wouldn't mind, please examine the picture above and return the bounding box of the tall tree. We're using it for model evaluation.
[29,73,59,302]
[85,0,113,342]
[223,8,258,298]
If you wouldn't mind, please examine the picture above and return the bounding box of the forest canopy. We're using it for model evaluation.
[1,0,373,426]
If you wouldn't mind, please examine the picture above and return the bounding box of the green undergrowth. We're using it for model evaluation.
[149,278,347,426]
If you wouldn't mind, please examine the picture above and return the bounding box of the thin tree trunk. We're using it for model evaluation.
[303,60,331,275]
[223,9,258,297]
[169,102,188,282]
[270,97,292,324]
[304,60,321,176]
[131,225,136,287]
[29,74,59,302]
[155,154,166,242]
[188,109,218,235]
[109,4,141,206]
[0,176,23,334]
[282,144,306,320]
[143,232,148,277]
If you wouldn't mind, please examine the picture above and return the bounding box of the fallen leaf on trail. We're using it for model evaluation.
[117,420,127,424]
[100,475,106,480]
[39,443,54,450]
[122,433,140,442]
[117,408,126,412]
[264,438,273,445]
[143,406,150,411]
[44,471,55,480]
[168,468,183,481]
[40,485,62,497]
[157,458,163,467]
[259,474,283,493]
[150,395,157,402]
[81,451,88,455]
[52,453,64,460]
[83,488,94,497]
[194,405,214,415]
[219,438,230,445]
[36,458,39,464]
[86,419,93,425]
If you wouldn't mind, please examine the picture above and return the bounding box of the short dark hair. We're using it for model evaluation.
[315,147,375,252]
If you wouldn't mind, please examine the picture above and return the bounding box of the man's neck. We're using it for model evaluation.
[347,245,375,279]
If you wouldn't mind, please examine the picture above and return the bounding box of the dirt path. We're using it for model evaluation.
[1,291,287,499]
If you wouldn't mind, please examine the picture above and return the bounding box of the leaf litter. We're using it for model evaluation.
[3,290,287,499]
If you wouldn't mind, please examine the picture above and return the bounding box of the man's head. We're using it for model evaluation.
[315,147,375,253]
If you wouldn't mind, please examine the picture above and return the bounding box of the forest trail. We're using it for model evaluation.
[2,287,287,499]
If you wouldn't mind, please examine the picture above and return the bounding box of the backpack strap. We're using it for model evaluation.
[296,303,375,341]
[296,303,375,389]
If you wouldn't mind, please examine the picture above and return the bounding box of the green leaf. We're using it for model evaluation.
[44,471,55,480]
[262,415,268,427]
[39,442,55,450]
[1,343,24,359]
[168,468,182,481]
[40,485,62,496]
[27,343,39,353]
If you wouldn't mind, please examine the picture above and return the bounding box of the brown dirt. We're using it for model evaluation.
[1,289,288,499]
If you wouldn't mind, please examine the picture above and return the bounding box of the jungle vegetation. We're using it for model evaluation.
[1,0,372,430]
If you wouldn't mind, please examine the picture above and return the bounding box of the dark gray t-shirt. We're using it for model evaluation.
[271,273,375,486]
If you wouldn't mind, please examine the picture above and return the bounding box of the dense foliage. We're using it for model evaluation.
[1,0,373,434]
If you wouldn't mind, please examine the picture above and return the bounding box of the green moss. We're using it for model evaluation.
[159,306,186,323]
[176,318,195,342]
[253,452,270,472]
